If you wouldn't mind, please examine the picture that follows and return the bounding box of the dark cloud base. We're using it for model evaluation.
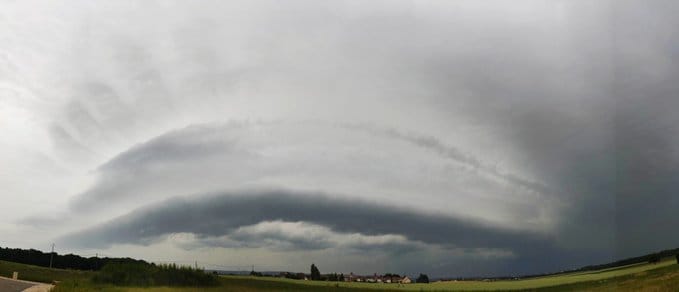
[62,189,551,249]
[61,189,613,276]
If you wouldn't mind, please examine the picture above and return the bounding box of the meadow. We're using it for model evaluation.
[211,257,679,291]
[2,257,678,291]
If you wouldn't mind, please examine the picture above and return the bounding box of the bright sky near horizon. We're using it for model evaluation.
[1,0,678,278]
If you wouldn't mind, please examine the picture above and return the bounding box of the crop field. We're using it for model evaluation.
[2,257,678,291]
[215,257,678,291]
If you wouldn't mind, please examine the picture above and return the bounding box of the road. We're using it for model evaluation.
[0,276,49,292]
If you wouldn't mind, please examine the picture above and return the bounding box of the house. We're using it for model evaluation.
[344,272,354,282]
[340,273,413,284]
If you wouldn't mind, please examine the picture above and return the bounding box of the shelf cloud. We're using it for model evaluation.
[66,122,560,233]
[61,189,553,250]
[2,0,678,278]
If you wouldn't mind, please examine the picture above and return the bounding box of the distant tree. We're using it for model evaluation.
[0,246,147,271]
[93,262,218,286]
[339,273,345,282]
[284,272,305,280]
[310,264,321,281]
[328,273,338,281]
[676,254,679,264]
[648,255,660,264]
[416,273,429,283]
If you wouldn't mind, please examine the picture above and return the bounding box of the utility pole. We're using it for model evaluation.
[49,243,55,269]
[195,261,198,269]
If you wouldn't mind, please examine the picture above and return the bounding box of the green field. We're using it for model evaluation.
[2,258,678,291]
[212,257,679,291]
[0,259,93,284]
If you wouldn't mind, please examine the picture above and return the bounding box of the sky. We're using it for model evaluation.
[1,0,678,278]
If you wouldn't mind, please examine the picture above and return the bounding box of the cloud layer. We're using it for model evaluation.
[2,0,679,278]
[62,189,552,250]
[65,122,560,233]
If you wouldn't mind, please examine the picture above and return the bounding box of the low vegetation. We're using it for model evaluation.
[92,262,219,287]
[217,259,679,291]
[537,261,679,291]
[0,259,93,284]
[2,252,679,291]
[0,246,148,270]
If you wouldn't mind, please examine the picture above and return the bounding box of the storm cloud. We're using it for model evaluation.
[62,189,552,250]
[66,122,560,230]
[2,0,679,278]
[60,188,601,276]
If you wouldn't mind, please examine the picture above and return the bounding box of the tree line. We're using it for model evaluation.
[577,247,679,272]
[93,262,218,287]
[0,246,147,270]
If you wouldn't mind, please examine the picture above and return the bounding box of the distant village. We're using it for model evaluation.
[274,272,414,284]
[214,263,431,284]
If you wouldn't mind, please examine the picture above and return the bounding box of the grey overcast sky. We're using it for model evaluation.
[1,0,678,277]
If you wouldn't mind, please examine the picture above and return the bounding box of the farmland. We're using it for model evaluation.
[2,256,679,291]
[215,257,679,291]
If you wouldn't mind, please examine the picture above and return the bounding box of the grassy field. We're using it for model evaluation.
[0,259,93,284]
[2,257,678,291]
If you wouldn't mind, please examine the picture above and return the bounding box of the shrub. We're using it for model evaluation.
[93,261,218,287]
[416,273,429,283]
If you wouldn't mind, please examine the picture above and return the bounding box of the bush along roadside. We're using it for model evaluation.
[92,261,219,287]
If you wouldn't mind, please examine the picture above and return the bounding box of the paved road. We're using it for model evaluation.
[0,276,40,292]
